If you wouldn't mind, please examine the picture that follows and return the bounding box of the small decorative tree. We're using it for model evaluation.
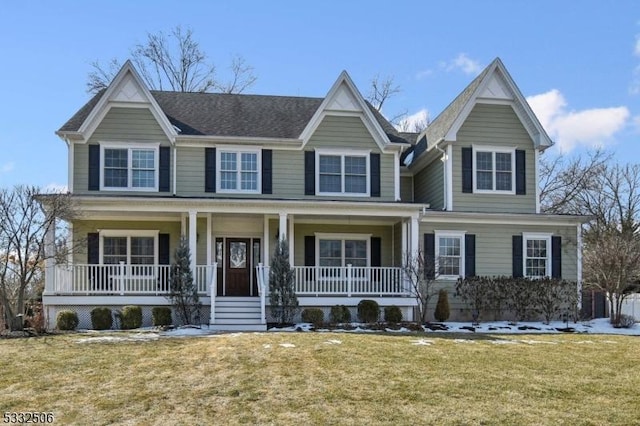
[269,239,298,325]
[166,237,201,325]
[402,249,438,323]
[434,289,450,322]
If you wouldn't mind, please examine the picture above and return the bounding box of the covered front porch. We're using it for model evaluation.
[43,197,422,329]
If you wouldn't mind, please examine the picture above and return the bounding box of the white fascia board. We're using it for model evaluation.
[299,71,391,150]
[176,135,303,149]
[420,211,588,226]
[77,61,177,144]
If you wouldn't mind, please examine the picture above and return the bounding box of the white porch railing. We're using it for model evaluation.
[255,265,407,298]
[256,263,268,325]
[49,263,214,296]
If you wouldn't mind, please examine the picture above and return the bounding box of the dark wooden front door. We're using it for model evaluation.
[225,238,251,296]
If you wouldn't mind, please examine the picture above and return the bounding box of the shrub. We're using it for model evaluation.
[533,278,577,324]
[120,305,142,330]
[455,276,489,323]
[56,310,79,331]
[301,308,324,327]
[91,307,113,330]
[329,305,352,323]
[434,289,450,322]
[616,314,636,329]
[384,305,403,323]
[357,299,380,323]
[152,307,172,327]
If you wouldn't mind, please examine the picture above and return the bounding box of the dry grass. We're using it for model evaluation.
[0,331,638,425]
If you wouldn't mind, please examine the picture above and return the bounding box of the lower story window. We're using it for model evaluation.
[524,235,550,278]
[318,236,368,267]
[101,233,157,265]
[435,232,465,278]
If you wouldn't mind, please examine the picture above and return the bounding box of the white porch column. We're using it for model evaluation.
[206,213,212,266]
[401,219,407,258]
[44,216,56,294]
[410,215,419,256]
[288,214,294,265]
[181,214,187,237]
[188,210,197,273]
[263,215,270,267]
[279,212,287,242]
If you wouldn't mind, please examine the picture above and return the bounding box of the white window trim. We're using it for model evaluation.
[315,233,371,267]
[435,230,466,280]
[99,229,159,265]
[99,142,160,192]
[216,146,262,194]
[472,144,516,195]
[522,232,552,278]
[315,149,371,197]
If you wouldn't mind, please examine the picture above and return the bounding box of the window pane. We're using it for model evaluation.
[132,150,155,169]
[104,168,128,187]
[438,236,461,276]
[319,156,341,174]
[345,175,366,193]
[240,153,257,172]
[496,171,512,191]
[104,149,128,188]
[319,240,341,258]
[103,237,127,264]
[496,153,512,172]
[229,242,247,269]
[131,237,154,256]
[344,156,366,175]
[320,174,341,192]
[104,149,128,168]
[477,171,493,190]
[439,257,460,276]
[221,171,237,190]
[476,152,493,171]
[241,172,257,190]
[221,152,237,171]
[132,170,155,188]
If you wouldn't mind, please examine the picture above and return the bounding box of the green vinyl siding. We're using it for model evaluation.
[72,220,181,264]
[414,158,444,209]
[452,103,537,213]
[419,221,578,319]
[292,224,394,267]
[305,115,395,201]
[400,176,413,202]
[73,107,172,195]
[176,146,205,196]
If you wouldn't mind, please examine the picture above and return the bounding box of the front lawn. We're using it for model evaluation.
[1,332,637,425]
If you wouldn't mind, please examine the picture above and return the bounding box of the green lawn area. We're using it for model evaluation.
[1,331,638,425]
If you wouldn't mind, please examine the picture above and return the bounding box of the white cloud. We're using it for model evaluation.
[527,89,630,152]
[1,162,14,173]
[395,108,430,133]
[43,183,68,193]
[441,53,483,75]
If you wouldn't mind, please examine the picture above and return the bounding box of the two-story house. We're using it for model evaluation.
[43,58,585,330]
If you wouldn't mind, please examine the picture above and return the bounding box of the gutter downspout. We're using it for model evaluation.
[433,138,447,210]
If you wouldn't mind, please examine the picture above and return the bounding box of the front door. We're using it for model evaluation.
[225,238,251,296]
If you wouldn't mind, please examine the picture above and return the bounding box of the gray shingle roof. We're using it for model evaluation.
[59,90,412,144]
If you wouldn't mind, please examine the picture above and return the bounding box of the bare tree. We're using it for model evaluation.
[539,149,611,214]
[367,74,401,113]
[87,26,256,94]
[0,186,75,332]
[396,111,430,133]
[402,249,438,323]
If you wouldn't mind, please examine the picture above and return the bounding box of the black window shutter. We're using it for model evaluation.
[304,236,315,266]
[515,149,526,195]
[205,148,216,193]
[370,153,381,197]
[159,146,170,192]
[424,233,435,279]
[551,236,562,278]
[262,149,272,194]
[371,237,382,267]
[87,233,99,264]
[88,145,100,191]
[465,234,476,277]
[304,151,315,195]
[159,234,171,265]
[512,235,523,278]
[462,147,473,193]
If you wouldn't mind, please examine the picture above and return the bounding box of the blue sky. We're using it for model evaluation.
[1,1,639,190]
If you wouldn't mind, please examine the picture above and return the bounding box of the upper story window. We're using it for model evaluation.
[473,146,515,194]
[316,150,369,196]
[101,144,158,191]
[435,231,466,278]
[217,149,261,193]
[523,233,551,278]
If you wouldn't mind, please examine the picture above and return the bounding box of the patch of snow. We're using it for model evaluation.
[279,343,295,348]
[489,340,519,345]
[411,339,434,346]
[263,344,272,349]
[324,339,342,345]
[385,327,411,333]
[76,333,160,344]
[519,340,558,345]
[453,339,476,344]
